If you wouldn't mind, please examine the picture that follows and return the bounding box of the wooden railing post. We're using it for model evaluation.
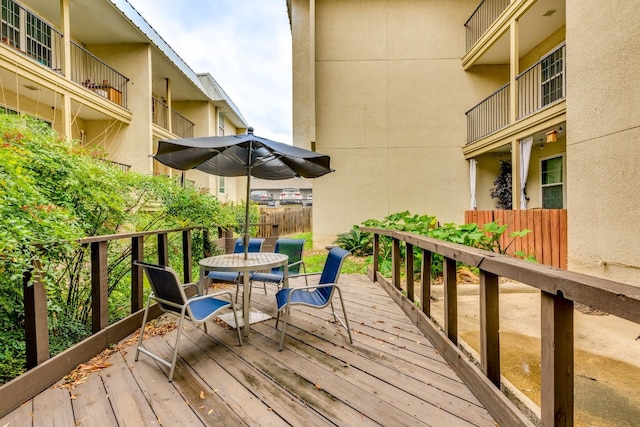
[372,233,379,280]
[24,259,49,368]
[541,291,574,427]
[480,270,500,386]
[91,241,109,334]
[443,257,457,345]
[421,249,431,316]
[131,236,144,312]
[392,238,401,291]
[182,229,192,283]
[157,233,169,265]
[406,243,414,303]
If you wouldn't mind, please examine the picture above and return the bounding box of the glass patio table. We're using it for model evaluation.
[199,252,289,337]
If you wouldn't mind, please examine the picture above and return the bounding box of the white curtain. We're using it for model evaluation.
[519,136,533,209]
[469,158,477,210]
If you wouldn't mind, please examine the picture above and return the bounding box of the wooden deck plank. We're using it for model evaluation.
[71,372,118,427]
[120,344,206,426]
[2,273,498,426]
[99,344,162,425]
[32,385,74,427]
[180,324,351,426]
[139,335,242,426]
[0,400,32,426]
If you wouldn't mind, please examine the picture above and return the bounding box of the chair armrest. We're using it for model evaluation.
[186,290,234,304]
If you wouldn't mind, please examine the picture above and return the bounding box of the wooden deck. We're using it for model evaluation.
[1,274,496,426]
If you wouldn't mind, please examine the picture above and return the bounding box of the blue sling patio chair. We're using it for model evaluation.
[206,238,264,295]
[133,261,242,381]
[275,247,353,350]
[249,238,308,298]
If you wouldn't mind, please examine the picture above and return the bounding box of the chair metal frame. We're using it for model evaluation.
[134,261,242,381]
[207,237,264,292]
[249,238,308,298]
[275,247,352,350]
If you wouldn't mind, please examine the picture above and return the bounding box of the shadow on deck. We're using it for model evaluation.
[1,274,496,426]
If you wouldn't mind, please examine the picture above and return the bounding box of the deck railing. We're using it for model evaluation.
[361,226,640,427]
[152,96,169,129]
[464,0,510,51]
[1,0,63,72]
[152,97,195,138]
[465,83,510,143]
[70,42,128,108]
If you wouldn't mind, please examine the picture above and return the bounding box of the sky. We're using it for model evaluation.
[126,0,293,143]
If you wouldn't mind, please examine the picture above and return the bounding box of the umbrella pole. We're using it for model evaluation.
[243,141,252,260]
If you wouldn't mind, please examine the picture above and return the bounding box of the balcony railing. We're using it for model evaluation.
[517,44,565,119]
[464,0,510,51]
[152,96,169,129]
[152,97,195,138]
[70,42,128,108]
[172,109,194,138]
[465,44,566,144]
[466,83,510,143]
[1,0,63,72]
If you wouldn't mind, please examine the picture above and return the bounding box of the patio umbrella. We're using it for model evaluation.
[154,127,333,258]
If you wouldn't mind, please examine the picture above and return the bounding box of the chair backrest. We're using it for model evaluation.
[135,261,186,315]
[274,238,305,274]
[316,247,350,300]
[234,237,264,253]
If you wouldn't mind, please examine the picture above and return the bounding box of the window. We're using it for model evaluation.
[1,0,20,48]
[541,155,564,208]
[541,46,564,106]
[218,176,225,194]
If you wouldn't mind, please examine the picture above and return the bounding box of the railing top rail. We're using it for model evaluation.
[361,227,640,324]
[77,227,199,244]
[464,0,487,26]
[516,43,566,80]
[464,82,510,115]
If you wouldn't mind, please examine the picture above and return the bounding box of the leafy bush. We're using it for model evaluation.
[0,114,251,383]
[338,211,531,280]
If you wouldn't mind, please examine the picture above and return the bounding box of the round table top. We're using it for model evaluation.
[199,252,288,272]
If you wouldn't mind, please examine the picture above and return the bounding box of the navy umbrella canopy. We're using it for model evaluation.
[154,128,333,257]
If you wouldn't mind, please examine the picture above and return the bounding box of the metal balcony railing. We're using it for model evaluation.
[465,44,566,144]
[464,0,510,51]
[1,0,63,72]
[517,44,566,119]
[152,96,169,130]
[171,109,194,138]
[70,42,128,108]
[465,83,510,143]
[152,97,194,138]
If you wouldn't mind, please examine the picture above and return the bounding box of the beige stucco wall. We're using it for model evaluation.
[294,0,504,248]
[566,0,640,284]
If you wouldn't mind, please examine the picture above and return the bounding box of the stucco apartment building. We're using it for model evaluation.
[0,0,249,203]
[288,0,640,285]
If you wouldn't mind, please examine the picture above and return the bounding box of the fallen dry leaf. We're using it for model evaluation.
[200,390,206,400]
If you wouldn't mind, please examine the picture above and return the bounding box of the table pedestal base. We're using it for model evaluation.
[218,309,271,329]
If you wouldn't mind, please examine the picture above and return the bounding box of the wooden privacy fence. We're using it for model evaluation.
[258,206,312,237]
[465,209,567,269]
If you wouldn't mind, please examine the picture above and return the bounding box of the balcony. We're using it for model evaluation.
[1,0,129,108]
[152,96,195,138]
[464,0,510,51]
[465,44,565,144]
[1,0,63,71]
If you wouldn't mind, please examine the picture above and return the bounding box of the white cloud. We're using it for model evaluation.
[126,0,292,143]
